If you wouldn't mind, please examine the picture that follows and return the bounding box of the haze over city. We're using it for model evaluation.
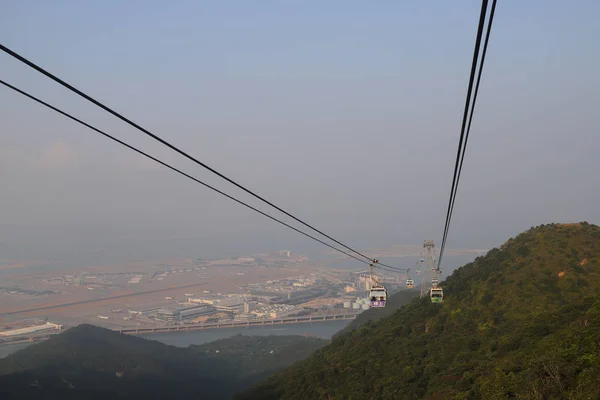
[2,0,598,267]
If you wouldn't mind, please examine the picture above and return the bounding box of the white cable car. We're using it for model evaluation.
[369,286,387,307]
[431,278,439,287]
[430,287,443,303]
[406,279,415,289]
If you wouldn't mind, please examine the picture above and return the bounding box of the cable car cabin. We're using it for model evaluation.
[430,287,443,303]
[369,286,387,307]
[406,279,415,289]
[431,278,439,287]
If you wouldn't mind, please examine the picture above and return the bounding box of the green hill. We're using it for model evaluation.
[238,222,600,400]
[0,325,327,399]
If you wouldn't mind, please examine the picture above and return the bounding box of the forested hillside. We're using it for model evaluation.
[238,223,600,400]
[0,325,327,399]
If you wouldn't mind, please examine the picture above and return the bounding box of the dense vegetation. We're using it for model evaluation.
[238,223,600,400]
[0,325,327,399]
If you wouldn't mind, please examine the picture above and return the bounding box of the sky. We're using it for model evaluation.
[1,1,599,267]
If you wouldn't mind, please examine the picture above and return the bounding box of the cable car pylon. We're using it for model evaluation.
[419,240,444,303]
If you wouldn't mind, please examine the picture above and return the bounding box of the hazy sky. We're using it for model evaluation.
[1,1,599,266]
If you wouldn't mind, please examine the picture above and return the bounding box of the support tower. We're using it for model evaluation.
[419,240,440,298]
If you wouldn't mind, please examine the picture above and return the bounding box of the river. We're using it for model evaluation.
[0,319,350,358]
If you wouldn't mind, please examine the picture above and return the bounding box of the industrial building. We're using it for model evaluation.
[214,297,244,312]
[155,305,216,322]
[179,305,215,319]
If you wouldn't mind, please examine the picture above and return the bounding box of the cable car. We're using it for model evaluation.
[420,258,424,262]
[406,279,415,289]
[430,287,443,303]
[431,278,439,287]
[369,286,387,307]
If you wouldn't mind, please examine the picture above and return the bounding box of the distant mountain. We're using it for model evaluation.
[238,222,600,399]
[0,325,327,399]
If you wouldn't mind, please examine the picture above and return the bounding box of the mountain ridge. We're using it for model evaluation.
[0,325,328,399]
[238,222,600,399]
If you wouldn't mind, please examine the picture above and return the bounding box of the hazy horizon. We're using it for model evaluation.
[2,1,599,268]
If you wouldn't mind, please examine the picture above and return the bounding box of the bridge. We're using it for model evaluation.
[118,313,359,335]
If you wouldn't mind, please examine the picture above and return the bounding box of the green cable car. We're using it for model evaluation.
[430,287,443,303]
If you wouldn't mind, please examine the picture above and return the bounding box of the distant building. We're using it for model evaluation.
[215,298,244,312]
[243,302,255,313]
[155,305,215,322]
[178,305,215,320]
[359,274,378,291]
[189,298,214,305]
